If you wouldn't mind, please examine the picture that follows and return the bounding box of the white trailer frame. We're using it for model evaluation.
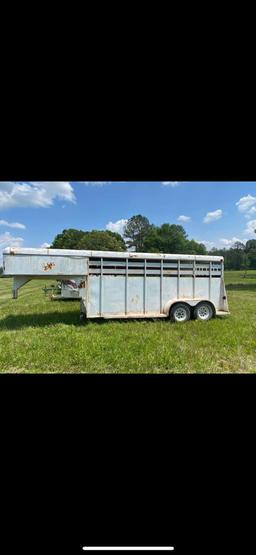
[2,248,229,322]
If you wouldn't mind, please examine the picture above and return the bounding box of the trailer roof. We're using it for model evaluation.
[3,247,224,262]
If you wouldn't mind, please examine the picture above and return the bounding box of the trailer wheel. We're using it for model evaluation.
[194,302,213,321]
[170,303,191,323]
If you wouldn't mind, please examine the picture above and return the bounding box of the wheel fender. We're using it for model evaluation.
[163,299,194,316]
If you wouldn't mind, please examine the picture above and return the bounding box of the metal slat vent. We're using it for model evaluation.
[88,258,222,277]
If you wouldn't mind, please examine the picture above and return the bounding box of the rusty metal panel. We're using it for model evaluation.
[4,253,88,276]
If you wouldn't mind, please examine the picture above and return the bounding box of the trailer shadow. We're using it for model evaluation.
[0,312,165,330]
[0,311,81,330]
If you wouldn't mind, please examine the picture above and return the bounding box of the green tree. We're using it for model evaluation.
[123,215,151,251]
[228,248,248,270]
[51,217,209,257]
[233,241,245,250]
[51,228,126,251]
[51,229,126,251]
[245,239,256,252]
[0,266,3,276]
[185,239,207,255]
[77,230,126,251]
[245,239,256,269]
[206,247,244,270]
[144,223,189,253]
[51,228,85,249]
[241,254,250,277]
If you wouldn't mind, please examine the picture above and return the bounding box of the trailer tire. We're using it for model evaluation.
[170,303,191,323]
[193,302,213,321]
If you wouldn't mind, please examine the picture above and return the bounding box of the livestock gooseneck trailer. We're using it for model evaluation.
[2,248,229,322]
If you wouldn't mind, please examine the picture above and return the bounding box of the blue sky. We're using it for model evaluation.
[1,181,256,256]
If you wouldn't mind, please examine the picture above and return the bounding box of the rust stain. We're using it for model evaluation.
[79,281,86,289]
[43,262,56,271]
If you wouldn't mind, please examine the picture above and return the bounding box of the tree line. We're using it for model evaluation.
[51,215,207,255]
[1,215,256,273]
[210,240,256,271]
[50,215,256,270]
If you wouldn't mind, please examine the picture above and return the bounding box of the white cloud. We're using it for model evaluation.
[106,219,128,235]
[0,232,24,262]
[235,196,256,232]
[41,242,51,248]
[161,182,180,187]
[196,236,249,250]
[0,182,75,209]
[244,219,256,236]
[82,182,112,186]
[0,219,26,229]
[236,194,256,213]
[177,215,191,222]
[247,206,256,215]
[203,209,222,224]
[0,231,24,248]
[196,239,216,249]
[219,237,244,247]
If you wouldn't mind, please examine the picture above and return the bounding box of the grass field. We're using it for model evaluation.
[0,271,256,373]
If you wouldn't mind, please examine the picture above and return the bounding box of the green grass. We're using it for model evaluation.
[0,271,256,373]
